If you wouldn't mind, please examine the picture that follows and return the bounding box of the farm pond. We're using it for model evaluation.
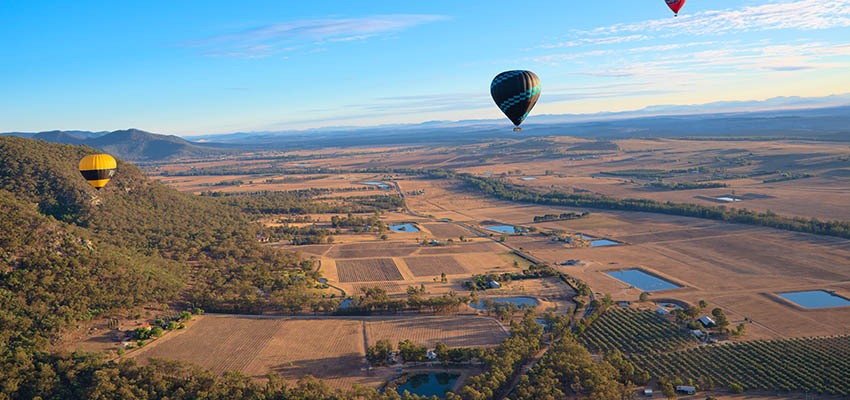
[389,223,419,232]
[777,290,850,309]
[389,373,459,398]
[484,225,525,234]
[606,269,680,292]
[578,234,621,247]
[590,239,620,247]
[470,297,539,310]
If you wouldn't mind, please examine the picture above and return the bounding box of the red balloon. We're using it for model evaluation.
[665,0,686,16]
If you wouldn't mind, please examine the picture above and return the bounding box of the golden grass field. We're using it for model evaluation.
[130,315,507,388]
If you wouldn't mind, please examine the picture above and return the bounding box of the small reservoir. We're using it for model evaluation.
[590,239,620,247]
[363,181,391,189]
[471,297,539,310]
[777,290,850,309]
[389,223,419,232]
[485,225,523,234]
[606,269,680,292]
[392,373,459,398]
[519,177,537,181]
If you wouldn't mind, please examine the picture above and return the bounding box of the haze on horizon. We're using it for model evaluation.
[2,0,850,136]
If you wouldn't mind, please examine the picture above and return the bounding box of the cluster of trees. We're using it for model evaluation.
[763,172,815,183]
[0,352,432,399]
[268,224,334,245]
[450,314,544,400]
[331,213,386,232]
[463,264,558,291]
[367,339,486,367]
[510,339,641,400]
[531,211,588,222]
[335,286,472,315]
[631,336,850,396]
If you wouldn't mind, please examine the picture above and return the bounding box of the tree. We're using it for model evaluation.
[398,339,427,362]
[729,383,744,393]
[441,272,448,283]
[698,300,708,309]
[639,292,649,302]
[380,234,388,240]
[661,381,677,399]
[367,339,393,366]
[435,341,450,364]
[734,323,746,336]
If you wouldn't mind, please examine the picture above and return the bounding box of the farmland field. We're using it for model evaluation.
[403,255,468,277]
[327,243,418,259]
[422,223,471,238]
[336,258,404,282]
[365,316,507,349]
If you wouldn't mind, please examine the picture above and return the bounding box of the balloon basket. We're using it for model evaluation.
[513,127,522,132]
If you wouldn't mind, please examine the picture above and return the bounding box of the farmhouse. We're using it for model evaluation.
[698,316,716,327]
[690,329,704,338]
[488,281,501,289]
[643,388,653,396]
[427,350,437,360]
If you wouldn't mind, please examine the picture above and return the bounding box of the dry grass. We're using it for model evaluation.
[422,223,471,238]
[327,243,418,259]
[133,315,287,375]
[365,316,507,348]
[336,258,404,282]
[132,316,380,389]
[403,256,467,277]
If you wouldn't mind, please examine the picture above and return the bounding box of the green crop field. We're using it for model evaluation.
[631,336,850,396]
[579,307,696,354]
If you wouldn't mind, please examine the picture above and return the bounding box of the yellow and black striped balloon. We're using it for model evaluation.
[79,154,117,190]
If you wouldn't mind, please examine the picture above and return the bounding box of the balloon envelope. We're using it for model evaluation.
[665,0,686,15]
[79,154,117,190]
[491,70,541,128]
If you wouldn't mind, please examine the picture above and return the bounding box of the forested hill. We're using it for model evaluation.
[0,136,321,395]
[9,128,230,161]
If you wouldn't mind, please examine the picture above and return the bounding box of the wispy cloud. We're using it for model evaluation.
[584,0,850,37]
[534,0,850,52]
[535,35,649,49]
[188,14,448,58]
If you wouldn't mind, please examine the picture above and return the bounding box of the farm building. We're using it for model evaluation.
[698,316,716,327]
[138,323,152,330]
[676,386,696,395]
[488,281,501,289]
[643,388,653,396]
[690,329,704,338]
[427,350,437,360]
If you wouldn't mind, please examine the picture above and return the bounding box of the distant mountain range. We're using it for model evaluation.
[5,94,850,160]
[1,129,230,161]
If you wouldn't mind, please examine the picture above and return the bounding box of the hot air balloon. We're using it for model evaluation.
[79,154,117,190]
[665,0,686,16]
[491,70,541,131]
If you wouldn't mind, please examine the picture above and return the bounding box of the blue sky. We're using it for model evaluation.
[2,0,850,135]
